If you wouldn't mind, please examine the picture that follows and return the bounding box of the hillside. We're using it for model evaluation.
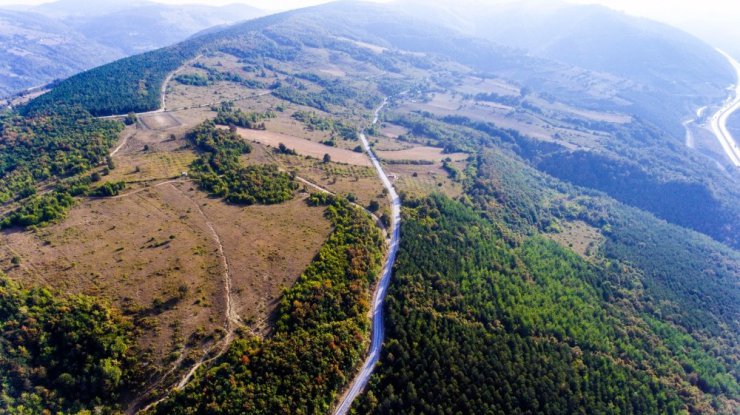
[0,0,264,98]
[0,9,119,97]
[1,1,738,414]
[396,0,734,138]
[61,2,265,55]
[26,1,740,248]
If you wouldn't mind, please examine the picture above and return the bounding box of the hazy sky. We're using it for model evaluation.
[0,0,736,21]
[2,0,739,42]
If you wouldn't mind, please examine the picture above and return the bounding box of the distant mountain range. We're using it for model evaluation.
[394,0,734,137]
[0,0,264,98]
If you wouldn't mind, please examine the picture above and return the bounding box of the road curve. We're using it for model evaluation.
[333,98,400,415]
[709,49,740,167]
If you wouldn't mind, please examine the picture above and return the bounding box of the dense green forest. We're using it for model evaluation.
[174,73,210,86]
[354,145,739,413]
[149,193,385,414]
[187,120,297,205]
[357,193,737,414]
[191,63,266,89]
[23,45,198,116]
[471,150,740,343]
[0,275,140,414]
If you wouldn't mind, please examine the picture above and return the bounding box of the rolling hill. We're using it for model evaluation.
[0,1,738,414]
[0,9,119,97]
[26,1,740,249]
[0,0,264,98]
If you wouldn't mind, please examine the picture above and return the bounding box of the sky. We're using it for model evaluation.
[1,0,739,48]
[0,0,737,21]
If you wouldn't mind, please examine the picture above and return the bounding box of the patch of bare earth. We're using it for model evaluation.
[545,220,604,259]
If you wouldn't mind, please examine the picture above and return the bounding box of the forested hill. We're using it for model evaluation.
[24,0,732,126]
[21,2,531,117]
[20,0,740,243]
[1,0,739,414]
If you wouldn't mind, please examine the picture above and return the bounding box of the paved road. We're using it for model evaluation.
[709,49,740,167]
[333,99,400,415]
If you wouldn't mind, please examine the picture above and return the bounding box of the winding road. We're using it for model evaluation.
[709,49,740,167]
[100,56,401,411]
[333,99,400,415]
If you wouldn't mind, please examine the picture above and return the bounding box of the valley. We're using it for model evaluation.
[708,50,740,167]
[0,1,738,414]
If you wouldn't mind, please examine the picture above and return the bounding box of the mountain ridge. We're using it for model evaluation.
[0,0,264,98]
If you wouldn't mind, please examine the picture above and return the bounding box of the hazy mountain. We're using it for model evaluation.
[395,0,734,136]
[41,1,266,55]
[0,0,264,98]
[0,9,120,98]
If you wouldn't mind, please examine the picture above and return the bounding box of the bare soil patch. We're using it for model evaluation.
[140,113,182,130]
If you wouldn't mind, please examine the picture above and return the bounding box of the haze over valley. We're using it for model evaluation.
[0,1,738,414]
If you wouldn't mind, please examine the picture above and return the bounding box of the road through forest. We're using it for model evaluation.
[333,98,401,415]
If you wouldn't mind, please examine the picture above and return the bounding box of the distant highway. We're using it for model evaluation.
[709,49,740,167]
[333,99,400,415]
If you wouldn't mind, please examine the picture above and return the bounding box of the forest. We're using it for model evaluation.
[357,193,737,414]
[0,106,121,203]
[187,120,297,205]
[149,193,385,414]
[471,149,740,345]
[0,275,141,414]
[22,42,199,116]
[213,102,275,130]
[0,105,123,229]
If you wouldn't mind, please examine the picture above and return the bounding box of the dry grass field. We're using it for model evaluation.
[106,150,196,183]
[399,92,609,149]
[275,151,384,208]
[453,76,521,96]
[0,81,340,374]
[377,146,467,162]
[545,220,604,259]
[235,127,372,166]
[0,183,225,364]
[0,179,332,366]
[386,160,466,199]
[378,123,409,140]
